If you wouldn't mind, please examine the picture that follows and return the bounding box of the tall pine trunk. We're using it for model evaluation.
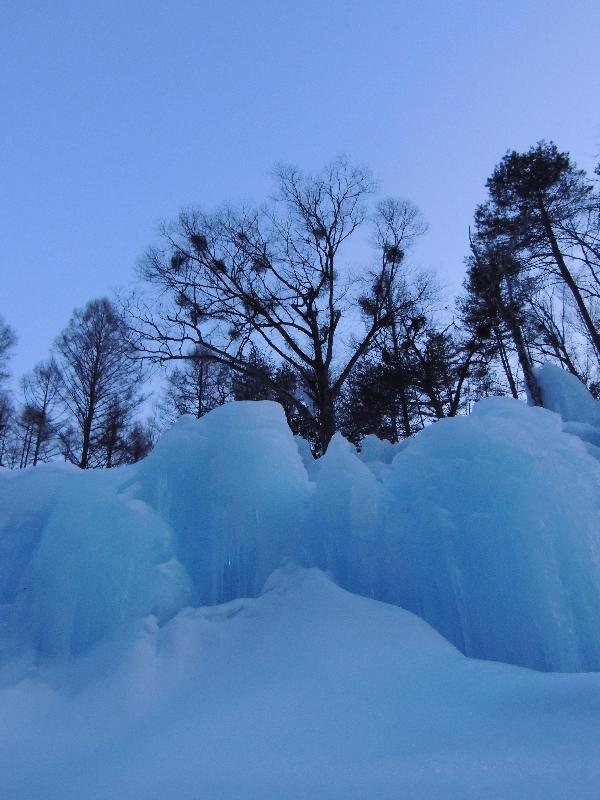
[539,200,600,357]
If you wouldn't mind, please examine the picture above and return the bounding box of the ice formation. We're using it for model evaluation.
[1,368,600,672]
[381,398,600,671]
[536,362,600,426]
[535,363,600,462]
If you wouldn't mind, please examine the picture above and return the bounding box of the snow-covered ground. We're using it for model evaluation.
[2,568,600,799]
[1,364,600,798]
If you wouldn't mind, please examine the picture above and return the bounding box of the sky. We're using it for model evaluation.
[2,0,599,383]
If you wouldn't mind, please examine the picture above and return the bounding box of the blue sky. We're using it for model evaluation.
[2,0,599,381]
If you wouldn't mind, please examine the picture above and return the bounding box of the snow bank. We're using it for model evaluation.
[2,568,600,800]
[2,374,600,671]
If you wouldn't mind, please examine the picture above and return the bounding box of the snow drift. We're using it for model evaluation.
[3,567,600,800]
[1,366,600,672]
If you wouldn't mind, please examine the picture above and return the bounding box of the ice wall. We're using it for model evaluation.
[1,370,600,671]
[381,398,600,671]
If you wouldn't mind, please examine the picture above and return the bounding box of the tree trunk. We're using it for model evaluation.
[20,427,33,469]
[314,365,336,454]
[539,201,600,357]
[79,410,93,469]
[390,317,412,439]
[32,421,44,466]
[317,397,336,454]
[501,277,543,406]
[448,347,476,417]
[495,327,519,399]
[398,384,412,439]
[504,311,542,405]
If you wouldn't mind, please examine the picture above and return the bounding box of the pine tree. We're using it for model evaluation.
[481,142,600,357]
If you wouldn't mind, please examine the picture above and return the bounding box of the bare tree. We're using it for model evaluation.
[18,359,62,466]
[527,288,587,380]
[159,345,232,424]
[132,158,426,452]
[0,392,15,467]
[55,298,145,468]
[0,316,17,466]
[0,316,16,385]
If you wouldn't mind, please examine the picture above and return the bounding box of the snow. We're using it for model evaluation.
[1,364,600,795]
[2,568,600,800]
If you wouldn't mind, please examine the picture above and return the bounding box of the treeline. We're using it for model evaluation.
[0,300,153,468]
[1,142,598,466]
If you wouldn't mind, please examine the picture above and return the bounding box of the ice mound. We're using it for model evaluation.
[0,401,309,660]
[1,374,600,671]
[130,401,311,606]
[535,363,600,462]
[0,464,192,659]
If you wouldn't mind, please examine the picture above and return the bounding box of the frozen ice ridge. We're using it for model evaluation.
[1,368,600,672]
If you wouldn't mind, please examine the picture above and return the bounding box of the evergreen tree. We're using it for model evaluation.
[480,141,600,357]
[462,239,543,404]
